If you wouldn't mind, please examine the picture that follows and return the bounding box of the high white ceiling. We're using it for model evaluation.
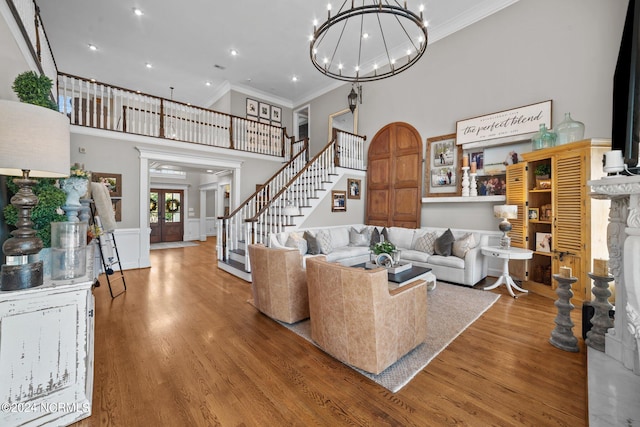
[37,0,519,108]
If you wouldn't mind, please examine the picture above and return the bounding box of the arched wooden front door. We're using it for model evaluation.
[366,122,422,228]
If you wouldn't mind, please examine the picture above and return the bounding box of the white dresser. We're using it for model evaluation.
[0,270,94,425]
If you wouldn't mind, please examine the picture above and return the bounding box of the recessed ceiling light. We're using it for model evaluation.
[362,33,369,39]
[292,76,298,82]
[230,49,238,56]
[205,82,211,86]
[88,44,97,51]
[133,8,143,16]
[145,62,152,69]
[206,169,213,173]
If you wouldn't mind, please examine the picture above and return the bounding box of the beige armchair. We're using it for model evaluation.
[306,256,427,375]
[247,244,309,324]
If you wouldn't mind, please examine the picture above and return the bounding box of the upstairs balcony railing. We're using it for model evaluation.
[57,73,291,159]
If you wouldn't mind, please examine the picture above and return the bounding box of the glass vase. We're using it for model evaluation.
[555,112,585,145]
[537,124,556,149]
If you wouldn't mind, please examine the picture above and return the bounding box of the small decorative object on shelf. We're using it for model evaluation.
[555,112,585,145]
[461,166,470,196]
[549,273,580,352]
[534,163,551,189]
[469,172,477,196]
[532,123,556,150]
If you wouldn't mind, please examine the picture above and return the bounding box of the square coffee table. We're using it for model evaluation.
[353,263,436,291]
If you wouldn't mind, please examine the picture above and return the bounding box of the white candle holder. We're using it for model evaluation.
[470,173,477,197]
[461,167,470,197]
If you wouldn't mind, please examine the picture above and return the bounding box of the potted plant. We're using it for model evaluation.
[534,164,551,189]
[11,71,58,110]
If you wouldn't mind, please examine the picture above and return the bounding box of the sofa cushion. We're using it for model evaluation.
[387,227,415,249]
[370,227,381,247]
[304,231,321,255]
[452,233,477,258]
[400,249,430,263]
[434,229,455,256]
[316,230,333,254]
[329,227,350,248]
[349,227,370,246]
[413,231,437,254]
[285,233,307,255]
[429,254,465,269]
[326,246,371,263]
[381,227,390,242]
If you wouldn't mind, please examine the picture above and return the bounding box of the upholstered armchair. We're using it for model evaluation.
[306,256,427,375]
[247,244,309,324]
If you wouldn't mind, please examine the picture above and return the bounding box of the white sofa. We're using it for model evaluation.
[269,224,491,287]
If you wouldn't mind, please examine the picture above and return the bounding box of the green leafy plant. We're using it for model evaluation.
[372,241,396,255]
[12,71,58,110]
[2,178,67,248]
[535,164,551,177]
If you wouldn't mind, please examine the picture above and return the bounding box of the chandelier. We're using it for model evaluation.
[310,1,428,83]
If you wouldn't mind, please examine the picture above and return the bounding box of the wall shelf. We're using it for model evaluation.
[421,195,505,204]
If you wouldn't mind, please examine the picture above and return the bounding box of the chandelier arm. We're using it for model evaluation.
[328,17,350,73]
[357,1,365,78]
[376,10,393,72]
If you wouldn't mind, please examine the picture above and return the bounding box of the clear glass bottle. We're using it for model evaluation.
[555,112,585,145]
[532,124,556,150]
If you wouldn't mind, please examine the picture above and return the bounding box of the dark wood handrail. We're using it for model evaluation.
[218,137,308,221]
[58,72,285,131]
[245,136,337,222]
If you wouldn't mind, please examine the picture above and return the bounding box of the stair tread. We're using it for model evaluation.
[222,259,248,272]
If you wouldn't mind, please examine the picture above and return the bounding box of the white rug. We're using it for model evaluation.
[279,282,500,393]
[150,241,199,250]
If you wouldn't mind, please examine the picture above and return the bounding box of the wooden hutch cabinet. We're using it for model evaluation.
[505,139,610,302]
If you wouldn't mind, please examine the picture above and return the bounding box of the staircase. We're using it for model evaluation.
[217,130,366,281]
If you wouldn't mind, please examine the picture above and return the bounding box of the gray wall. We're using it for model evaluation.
[298,0,626,231]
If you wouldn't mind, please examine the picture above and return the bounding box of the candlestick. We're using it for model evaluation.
[462,154,469,168]
[470,161,477,173]
[470,173,477,197]
[559,266,572,278]
[461,166,470,197]
[593,259,609,276]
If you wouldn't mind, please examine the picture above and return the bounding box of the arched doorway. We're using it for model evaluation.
[366,122,422,228]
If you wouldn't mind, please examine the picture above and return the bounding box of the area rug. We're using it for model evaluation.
[150,241,199,250]
[277,282,500,393]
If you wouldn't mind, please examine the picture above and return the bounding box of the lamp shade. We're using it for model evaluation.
[494,205,518,220]
[0,100,70,177]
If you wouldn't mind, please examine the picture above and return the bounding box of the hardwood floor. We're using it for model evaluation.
[75,238,588,426]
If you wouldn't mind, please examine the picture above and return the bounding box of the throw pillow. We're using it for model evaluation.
[370,227,381,247]
[349,227,370,246]
[304,231,321,255]
[285,233,307,255]
[452,233,477,258]
[316,230,333,254]
[414,232,437,255]
[434,229,455,257]
[381,227,390,242]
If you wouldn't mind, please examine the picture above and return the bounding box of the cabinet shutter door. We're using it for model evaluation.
[554,154,583,253]
[506,163,527,248]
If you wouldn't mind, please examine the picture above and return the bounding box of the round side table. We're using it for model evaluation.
[481,246,533,298]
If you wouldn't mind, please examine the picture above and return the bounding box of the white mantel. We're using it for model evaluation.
[589,175,640,374]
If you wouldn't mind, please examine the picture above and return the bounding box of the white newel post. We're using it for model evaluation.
[589,175,640,375]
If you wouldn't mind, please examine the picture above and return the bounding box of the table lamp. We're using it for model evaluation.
[0,100,70,291]
[493,204,518,249]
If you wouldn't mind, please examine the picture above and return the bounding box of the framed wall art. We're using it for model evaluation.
[347,178,361,199]
[259,102,270,120]
[425,133,462,197]
[92,172,122,198]
[476,173,506,196]
[246,98,258,118]
[331,190,346,212]
[271,106,282,123]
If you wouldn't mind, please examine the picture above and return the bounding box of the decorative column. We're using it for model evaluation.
[590,175,640,374]
[549,274,580,352]
[586,273,615,352]
[461,166,470,197]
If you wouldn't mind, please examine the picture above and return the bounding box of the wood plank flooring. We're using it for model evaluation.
[74,238,588,426]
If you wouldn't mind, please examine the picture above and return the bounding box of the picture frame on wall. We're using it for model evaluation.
[271,106,282,123]
[246,98,258,118]
[331,190,346,212]
[259,102,270,119]
[476,173,506,196]
[425,133,462,197]
[92,172,122,198]
[347,178,361,199]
